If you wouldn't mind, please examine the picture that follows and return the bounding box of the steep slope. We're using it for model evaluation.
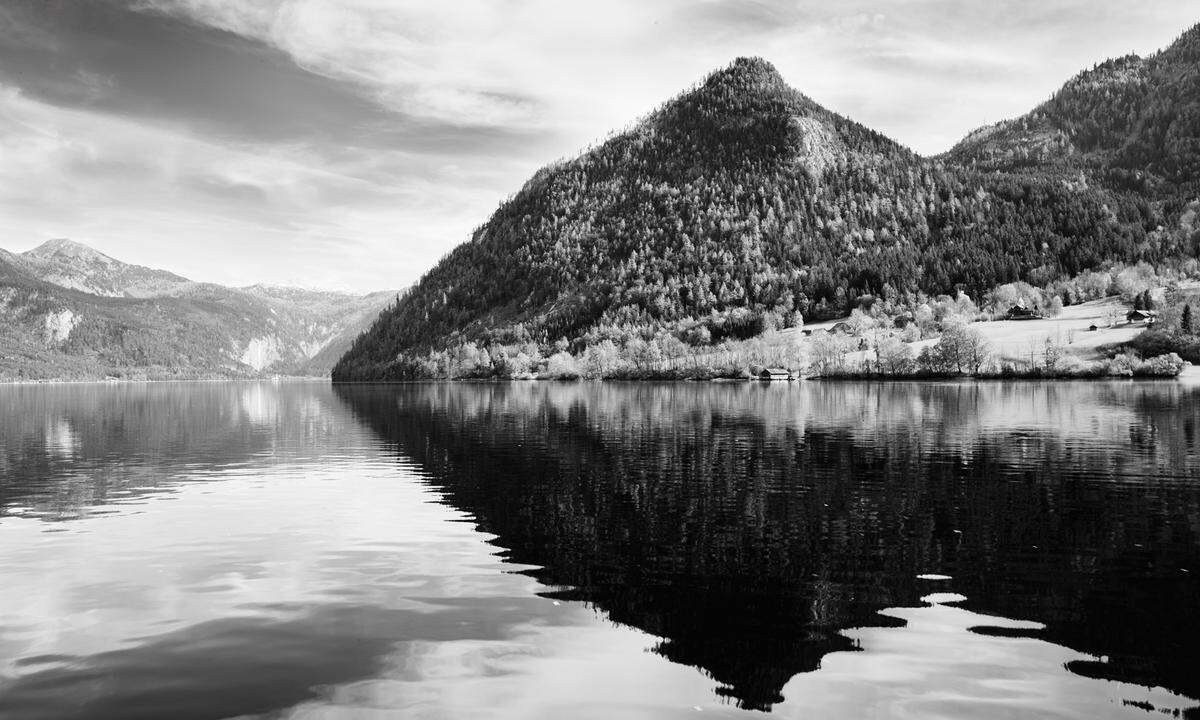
[949,23,1200,192]
[239,284,398,376]
[335,56,1173,381]
[292,292,398,376]
[0,241,394,380]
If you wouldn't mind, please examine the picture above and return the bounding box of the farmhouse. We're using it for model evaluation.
[1126,309,1159,324]
[1006,305,1043,320]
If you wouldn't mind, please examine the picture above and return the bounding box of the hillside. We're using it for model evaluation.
[948,23,1200,194]
[0,241,394,381]
[335,36,1199,381]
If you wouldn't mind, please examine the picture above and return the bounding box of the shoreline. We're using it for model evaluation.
[8,365,1197,386]
[0,376,331,386]
[329,372,1194,385]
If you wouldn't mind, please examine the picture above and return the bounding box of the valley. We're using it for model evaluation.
[0,240,394,381]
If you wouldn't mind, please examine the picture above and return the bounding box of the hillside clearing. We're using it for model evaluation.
[774,296,1146,368]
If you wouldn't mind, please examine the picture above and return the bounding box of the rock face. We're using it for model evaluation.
[239,336,283,372]
[789,116,844,177]
[42,309,79,345]
[0,240,395,381]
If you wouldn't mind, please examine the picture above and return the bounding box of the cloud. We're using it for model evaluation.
[0,83,527,290]
[132,0,556,129]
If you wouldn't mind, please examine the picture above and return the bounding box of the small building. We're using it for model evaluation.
[801,329,813,336]
[758,368,793,381]
[828,322,853,334]
[1088,324,1098,332]
[1126,309,1159,324]
[1006,305,1043,321]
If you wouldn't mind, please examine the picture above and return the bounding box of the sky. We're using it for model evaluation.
[0,1,1195,292]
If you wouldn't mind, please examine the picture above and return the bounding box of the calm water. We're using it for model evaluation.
[0,381,1198,719]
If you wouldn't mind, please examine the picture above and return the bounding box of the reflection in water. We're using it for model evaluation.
[335,381,1200,714]
[0,380,1197,719]
[0,382,323,519]
[0,383,725,720]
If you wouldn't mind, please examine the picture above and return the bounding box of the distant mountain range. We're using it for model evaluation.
[0,239,394,380]
[334,22,1200,381]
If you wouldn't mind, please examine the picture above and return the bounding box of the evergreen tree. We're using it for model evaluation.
[1183,304,1194,335]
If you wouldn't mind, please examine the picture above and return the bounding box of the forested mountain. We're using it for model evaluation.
[0,240,394,380]
[335,28,1200,381]
[949,24,1200,193]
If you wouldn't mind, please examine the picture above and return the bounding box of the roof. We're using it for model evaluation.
[1006,306,1042,320]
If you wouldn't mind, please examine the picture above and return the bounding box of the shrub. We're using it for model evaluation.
[919,323,991,375]
[1133,353,1186,377]
[1130,329,1200,363]
[1106,352,1137,376]
[542,351,581,380]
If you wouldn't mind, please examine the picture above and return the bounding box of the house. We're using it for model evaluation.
[1006,305,1042,320]
[1126,309,1159,324]
[828,322,853,334]
[1088,324,1098,332]
[758,368,793,381]
[801,329,813,336]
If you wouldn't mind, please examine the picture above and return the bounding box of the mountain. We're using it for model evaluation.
[0,240,395,381]
[13,239,191,297]
[335,35,1199,381]
[948,24,1200,193]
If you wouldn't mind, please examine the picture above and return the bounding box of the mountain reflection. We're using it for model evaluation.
[0,382,346,519]
[334,381,1200,711]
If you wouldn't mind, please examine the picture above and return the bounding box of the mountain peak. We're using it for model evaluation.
[14,238,191,297]
[25,238,109,262]
[701,56,789,96]
[724,56,781,81]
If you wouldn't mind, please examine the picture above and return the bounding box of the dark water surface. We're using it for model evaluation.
[1,380,1198,719]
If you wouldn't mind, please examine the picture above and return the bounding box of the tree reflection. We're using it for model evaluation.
[336,381,1200,711]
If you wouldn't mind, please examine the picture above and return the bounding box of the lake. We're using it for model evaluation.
[0,380,1198,719]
